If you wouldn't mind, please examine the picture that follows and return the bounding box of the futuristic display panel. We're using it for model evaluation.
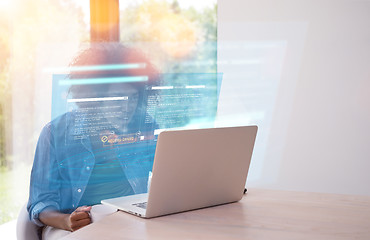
[42,70,220,202]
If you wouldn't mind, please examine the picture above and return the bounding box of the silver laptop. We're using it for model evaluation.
[101,125,258,218]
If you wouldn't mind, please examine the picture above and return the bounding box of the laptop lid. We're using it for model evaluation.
[145,125,257,218]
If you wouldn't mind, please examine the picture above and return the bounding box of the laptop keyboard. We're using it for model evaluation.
[132,202,147,209]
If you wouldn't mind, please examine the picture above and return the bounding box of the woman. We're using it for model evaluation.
[27,43,159,239]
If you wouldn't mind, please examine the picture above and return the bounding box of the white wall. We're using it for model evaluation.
[217,0,370,196]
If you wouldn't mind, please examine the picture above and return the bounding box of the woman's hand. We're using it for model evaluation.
[40,205,92,232]
[66,206,92,232]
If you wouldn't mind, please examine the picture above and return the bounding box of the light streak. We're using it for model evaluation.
[59,76,148,85]
[185,85,206,89]
[67,96,128,103]
[43,63,146,73]
[151,86,174,90]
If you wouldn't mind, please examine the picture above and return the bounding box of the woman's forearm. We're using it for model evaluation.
[39,206,92,232]
[39,210,71,231]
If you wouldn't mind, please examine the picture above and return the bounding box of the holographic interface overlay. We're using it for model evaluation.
[31,71,221,200]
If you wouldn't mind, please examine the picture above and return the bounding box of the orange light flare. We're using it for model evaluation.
[90,0,120,40]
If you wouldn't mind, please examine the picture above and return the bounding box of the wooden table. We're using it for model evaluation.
[62,189,370,240]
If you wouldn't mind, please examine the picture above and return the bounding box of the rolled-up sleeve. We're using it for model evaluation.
[27,123,61,226]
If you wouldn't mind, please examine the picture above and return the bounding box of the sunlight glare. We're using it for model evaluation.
[0,0,11,8]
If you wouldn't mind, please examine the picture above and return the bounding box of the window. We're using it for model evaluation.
[0,0,217,227]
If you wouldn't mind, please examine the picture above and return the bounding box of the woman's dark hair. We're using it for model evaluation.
[66,43,160,132]
[68,43,159,100]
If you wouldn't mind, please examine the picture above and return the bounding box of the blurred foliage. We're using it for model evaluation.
[0,164,31,225]
[120,0,218,129]
[0,0,87,225]
[0,167,15,224]
[0,0,87,169]
[0,11,10,168]
[120,0,217,72]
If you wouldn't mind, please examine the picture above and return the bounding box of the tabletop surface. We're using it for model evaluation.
[61,188,370,240]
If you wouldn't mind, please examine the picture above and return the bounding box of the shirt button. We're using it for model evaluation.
[77,189,81,193]
[72,204,75,207]
[86,166,90,170]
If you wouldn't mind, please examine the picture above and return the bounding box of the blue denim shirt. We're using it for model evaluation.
[27,112,157,226]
